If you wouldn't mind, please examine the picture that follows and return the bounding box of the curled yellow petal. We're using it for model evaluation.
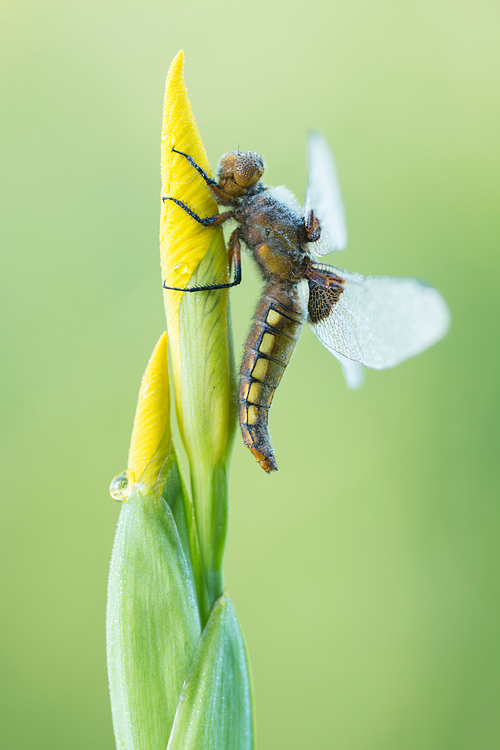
[127,332,171,487]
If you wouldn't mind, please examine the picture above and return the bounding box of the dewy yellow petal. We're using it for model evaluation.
[127,332,171,486]
[160,50,219,298]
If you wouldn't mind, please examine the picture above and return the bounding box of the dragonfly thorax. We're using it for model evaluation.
[235,187,311,282]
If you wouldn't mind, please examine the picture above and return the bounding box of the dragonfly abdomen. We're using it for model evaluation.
[239,281,305,472]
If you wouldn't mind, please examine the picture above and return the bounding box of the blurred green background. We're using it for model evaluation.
[1,0,499,747]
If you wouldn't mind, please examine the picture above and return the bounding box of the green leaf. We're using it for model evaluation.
[107,474,201,750]
[167,594,254,750]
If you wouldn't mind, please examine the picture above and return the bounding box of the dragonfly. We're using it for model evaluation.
[163,133,450,472]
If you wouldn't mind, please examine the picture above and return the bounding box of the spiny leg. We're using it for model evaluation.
[171,147,218,188]
[163,229,242,292]
[162,196,234,227]
[171,148,234,204]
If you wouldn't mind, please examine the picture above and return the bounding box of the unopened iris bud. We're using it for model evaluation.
[160,50,237,605]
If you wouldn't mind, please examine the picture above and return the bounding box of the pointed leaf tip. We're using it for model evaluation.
[167,595,253,750]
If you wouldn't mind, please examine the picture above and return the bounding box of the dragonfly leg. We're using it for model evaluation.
[163,229,242,292]
[304,209,321,242]
[162,196,234,227]
[171,148,234,204]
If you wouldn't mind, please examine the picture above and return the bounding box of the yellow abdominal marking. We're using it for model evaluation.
[248,382,262,403]
[266,309,282,326]
[252,358,269,380]
[259,333,276,355]
[241,382,249,399]
[247,405,258,425]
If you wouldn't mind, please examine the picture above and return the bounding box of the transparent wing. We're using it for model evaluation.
[304,131,347,254]
[300,277,365,388]
[307,263,450,369]
[333,352,365,389]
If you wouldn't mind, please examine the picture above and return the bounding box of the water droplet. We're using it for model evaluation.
[174,262,189,278]
[110,470,133,503]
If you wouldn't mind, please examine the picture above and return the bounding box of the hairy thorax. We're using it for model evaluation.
[235,187,311,283]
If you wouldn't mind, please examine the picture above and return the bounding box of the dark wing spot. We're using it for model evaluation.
[307,268,344,323]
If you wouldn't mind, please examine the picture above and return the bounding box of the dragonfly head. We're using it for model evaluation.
[217,151,265,198]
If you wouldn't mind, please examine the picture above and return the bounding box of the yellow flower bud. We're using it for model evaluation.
[127,331,171,490]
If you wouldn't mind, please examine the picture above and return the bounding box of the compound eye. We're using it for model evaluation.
[217,152,238,182]
[234,152,264,187]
